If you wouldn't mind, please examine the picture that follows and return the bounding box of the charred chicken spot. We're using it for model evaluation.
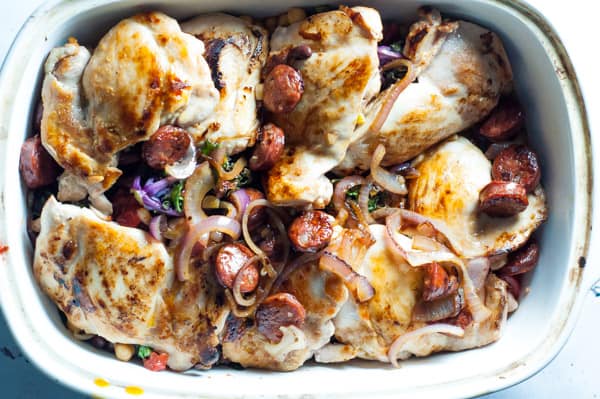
[62,240,76,260]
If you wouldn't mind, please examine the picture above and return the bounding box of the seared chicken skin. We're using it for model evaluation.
[182,14,268,154]
[34,198,228,370]
[321,225,508,363]
[338,8,513,172]
[265,7,382,208]
[408,136,547,258]
[222,262,347,371]
[41,12,219,202]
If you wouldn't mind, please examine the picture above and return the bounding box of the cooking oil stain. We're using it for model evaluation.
[94,378,110,388]
[125,386,144,395]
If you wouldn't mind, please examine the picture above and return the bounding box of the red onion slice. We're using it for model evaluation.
[229,189,251,221]
[149,215,167,241]
[333,176,366,210]
[388,324,464,367]
[385,210,491,323]
[176,215,241,281]
[320,252,375,303]
[184,162,214,226]
[371,144,407,195]
[466,257,491,293]
[358,180,376,224]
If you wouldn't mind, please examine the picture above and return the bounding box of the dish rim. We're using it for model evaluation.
[0,0,593,398]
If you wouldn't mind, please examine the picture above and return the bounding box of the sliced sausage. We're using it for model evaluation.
[33,101,43,134]
[214,243,260,293]
[111,188,142,228]
[229,188,267,230]
[142,125,191,170]
[492,145,541,193]
[499,274,521,299]
[263,64,304,114]
[262,45,312,78]
[255,292,306,343]
[288,210,334,252]
[479,181,528,217]
[249,123,285,172]
[479,98,524,142]
[288,44,312,61]
[499,241,540,277]
[422,262,459,302]
[439,308,473,329]
[19,135,61,189]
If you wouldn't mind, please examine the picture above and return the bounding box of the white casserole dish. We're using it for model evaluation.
[0,0,592,398]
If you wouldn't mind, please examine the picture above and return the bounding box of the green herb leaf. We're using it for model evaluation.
[368,192,383,213]
[169,180,184,212]
[346,186,360,201]
[234,168,252,188]
[389,40,404,53]
[222,157,234,172]
[200,140,219,156]
[137,345,152,360]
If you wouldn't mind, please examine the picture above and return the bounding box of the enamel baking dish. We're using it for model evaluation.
[0,0,592,398]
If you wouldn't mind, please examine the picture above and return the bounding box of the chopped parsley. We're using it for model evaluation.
[137,345,152,360]
[200,140,219,156]
[169,180,184,212]
[222,157,234,172]
[345,185,384,212]
[382,66,409,90]
[235,168,252,188]
[389,40,404,53]
[346,186,360,201]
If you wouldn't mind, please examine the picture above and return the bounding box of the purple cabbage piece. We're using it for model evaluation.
[131,176,182,217]
[378,45,403,66]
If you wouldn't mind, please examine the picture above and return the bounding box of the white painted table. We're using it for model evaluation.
[1,1,598,398]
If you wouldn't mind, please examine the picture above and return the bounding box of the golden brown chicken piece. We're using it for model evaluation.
[34,198,228,370]
[337,8,513,173]
[320,225,508,364]
[222,261,347,371]
[41,12,219,202]
[407,136,547,258]
[181,13,268,154]
[265,6,382,208]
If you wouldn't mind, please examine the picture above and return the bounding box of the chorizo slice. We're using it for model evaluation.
[288,210,334,252]
[249,123,285,172]
[142,125,191,170]
[19,135,60,189]
[422,262,459,302]
[492,145,541,193]
[498,240,540,277]
[255,293,306,343]
[214,243,260,293]
[479,98,524,142]
[479,181,528,217]
[263,64,304,114]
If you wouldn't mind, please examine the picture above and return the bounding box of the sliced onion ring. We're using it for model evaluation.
[333,176,366,210]
[320,252,375,303]
[176,215,241,281]
[371,144,407,195]
[149,215,167,241]
[165,140,196,179]
[232,255,261,307]
[209,147,247,181]
[385,210,491,322]
[184,162,214,226]
[358,179,376,224]
[387,324,464,367]
[368,58,415,137]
